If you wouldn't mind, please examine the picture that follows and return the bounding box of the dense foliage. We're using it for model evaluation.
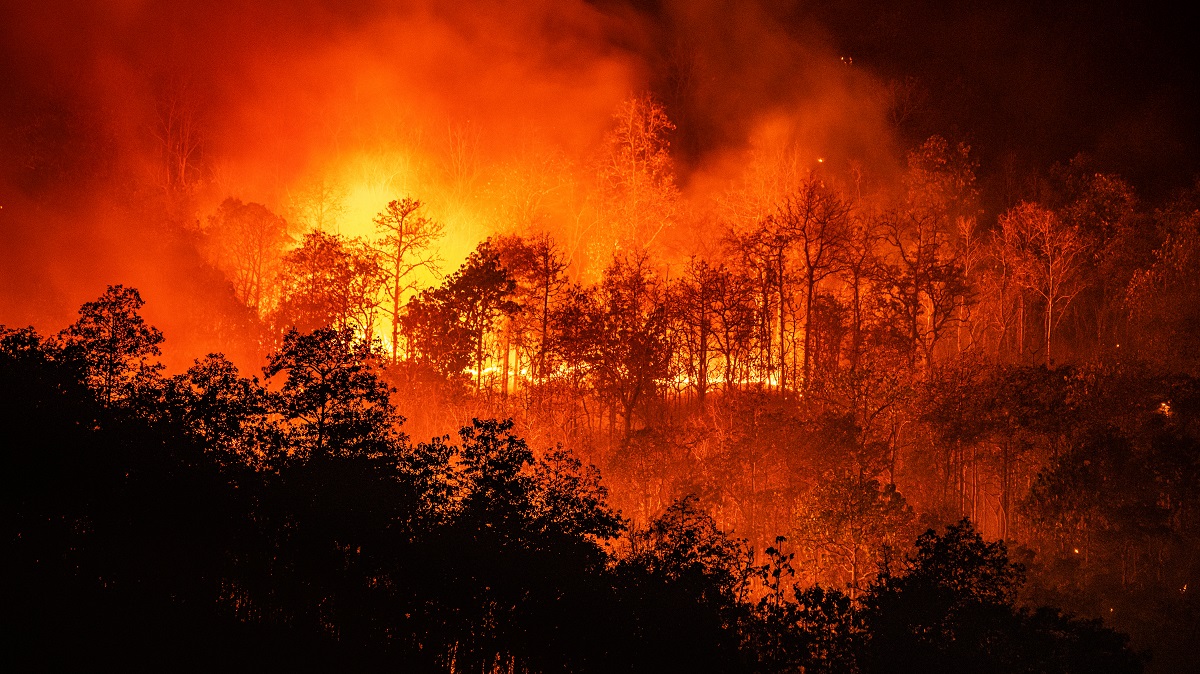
[2,289,1145,672]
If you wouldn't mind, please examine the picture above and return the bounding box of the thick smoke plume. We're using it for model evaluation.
[1,0,895,368]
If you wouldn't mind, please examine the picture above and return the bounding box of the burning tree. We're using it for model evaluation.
[590,252,672,436]
[403,240,519,391]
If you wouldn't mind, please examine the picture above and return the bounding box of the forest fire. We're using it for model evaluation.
[3,1,1199,672]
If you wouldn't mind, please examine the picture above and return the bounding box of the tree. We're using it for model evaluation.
[597,94,680,252]
[621,496,752,671]
[372,197,444,363]
[1058,168,1143,358]
[206,198,291,313]
[777,179,850,388]
[796,475,914,597]
[264,327,400,459]
[838,209,885,370]
[879,208,971,372]
[492,233,570,392]
[287,174,347,234]
[589,252,671,435]
[861,520,1143,674]
[878,136,977,373]
[451,240,520,391]
[1126,190,1200,372]
[1000,202,1088,366]
[674,257,722,403]
[725,226,782,391]
[57,285,164,408]
[275,230,383,336]
[166,354,270,465]
[402,240,519,391]
[152,78,204,206]
[401,285,474,382]
[710,263,759,392]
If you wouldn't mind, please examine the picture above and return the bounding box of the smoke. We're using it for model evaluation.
[0,0,898,368]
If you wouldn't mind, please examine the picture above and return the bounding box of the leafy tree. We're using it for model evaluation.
[621,495,752,671]
[400,284,474,382]
[878,137,977,372]
[404,239,519,391]
[861,520,1143,674]
[56,284,164,408]
[590,252,671,435]
[796,475,914,596]
[1128,192,1200,373]
[275,230,383,336]
[165,354,272,467]
[205,198,291,313]
[493,233,570,390]
[264,327,401,459]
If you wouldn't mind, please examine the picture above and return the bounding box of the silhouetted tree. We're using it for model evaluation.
[275,230,383,336]
[56,284,164,408]
[372,197,443,363]
[206,198,291,313]
[264,327,400,459]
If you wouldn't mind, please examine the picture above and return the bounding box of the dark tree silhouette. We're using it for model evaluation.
[56,284,164,408]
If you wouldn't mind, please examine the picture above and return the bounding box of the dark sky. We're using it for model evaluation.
[614,0,1199,199]
[796,0,1199,198]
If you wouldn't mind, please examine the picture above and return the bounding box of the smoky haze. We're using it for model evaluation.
[0,0,899,368]
[10,1,1192,368]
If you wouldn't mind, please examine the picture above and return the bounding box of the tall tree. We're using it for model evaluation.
[1000,202,1088,366]
[492,233,571,390]
[590,252,671,435]
[404,240,519,391]
[287,175,347,234]
[879,136,978,372]
[776,179,850,388]
[675,257,722,403]
[598,94,680,252]
[710,263,759,392]
[372,197,444,362]
[838,210,885,371]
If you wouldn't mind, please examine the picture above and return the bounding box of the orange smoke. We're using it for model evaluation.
[1,0,899,370]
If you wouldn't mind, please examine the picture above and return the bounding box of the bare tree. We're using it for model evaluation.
[152,78,205,209]
[674,257,723,403]
[838,209,884,370]
[288,175,348,234]
[775,179,850,388]
[373,198,444,363]
[1000,202,1088,366]
[598,94,680,251]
